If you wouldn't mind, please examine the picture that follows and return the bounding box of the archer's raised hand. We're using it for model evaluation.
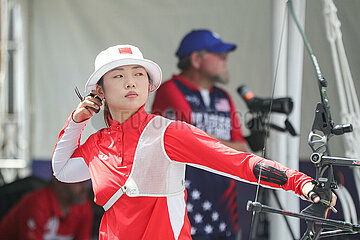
[73,91,102,123]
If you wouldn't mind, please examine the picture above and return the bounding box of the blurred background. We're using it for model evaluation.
[0,0,360,239]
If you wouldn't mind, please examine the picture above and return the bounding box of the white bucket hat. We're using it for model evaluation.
[84,44,162,93]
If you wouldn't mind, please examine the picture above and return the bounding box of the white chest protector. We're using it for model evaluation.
[103,116,186,211]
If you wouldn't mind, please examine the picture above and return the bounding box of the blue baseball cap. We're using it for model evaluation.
[176,29,237,59]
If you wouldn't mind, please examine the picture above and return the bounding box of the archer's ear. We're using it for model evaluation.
[96,84,105,99]
[189,52,202,69]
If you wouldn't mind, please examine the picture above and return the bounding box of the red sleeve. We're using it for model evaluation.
[163,121,312,196]
[74,200,94,240]
[18,203,48,239]
[151,79,192,123]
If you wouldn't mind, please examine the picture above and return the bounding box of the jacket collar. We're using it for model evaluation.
[108,105,148,131]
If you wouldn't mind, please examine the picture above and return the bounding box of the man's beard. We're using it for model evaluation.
[212,72,229,84]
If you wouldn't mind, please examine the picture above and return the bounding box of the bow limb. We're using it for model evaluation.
[288,0,331,118]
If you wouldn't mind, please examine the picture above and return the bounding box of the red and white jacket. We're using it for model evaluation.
[52,106,312,240]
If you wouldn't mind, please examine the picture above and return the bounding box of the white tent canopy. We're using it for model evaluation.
[1,0,358,161]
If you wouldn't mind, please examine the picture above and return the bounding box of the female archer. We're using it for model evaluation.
[52,44,335,240]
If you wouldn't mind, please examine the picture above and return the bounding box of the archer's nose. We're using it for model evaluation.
[125,77,136,89]
[126,83,136,89]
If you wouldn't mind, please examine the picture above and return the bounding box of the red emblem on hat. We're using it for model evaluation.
[118,47,133,54]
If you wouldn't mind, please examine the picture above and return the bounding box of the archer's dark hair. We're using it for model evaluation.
[97,77,111,128]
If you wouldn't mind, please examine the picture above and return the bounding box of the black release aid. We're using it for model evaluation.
[253,162,288,186]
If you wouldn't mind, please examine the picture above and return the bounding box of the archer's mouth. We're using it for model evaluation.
[125,91,138,98]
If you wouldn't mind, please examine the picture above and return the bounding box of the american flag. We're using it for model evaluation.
[185,166,238,237]
[215,98,231,112]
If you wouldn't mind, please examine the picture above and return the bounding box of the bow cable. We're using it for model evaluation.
[249,3,290,238]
